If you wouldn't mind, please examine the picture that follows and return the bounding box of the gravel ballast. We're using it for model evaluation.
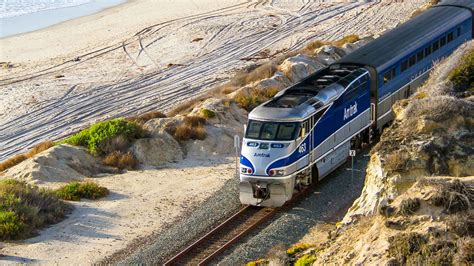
[116,177,241,264]
[114,150,369,264]
[216,151,370,264]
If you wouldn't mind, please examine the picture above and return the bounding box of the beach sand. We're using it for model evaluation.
[0,0,425,263]
[0,0,424,162]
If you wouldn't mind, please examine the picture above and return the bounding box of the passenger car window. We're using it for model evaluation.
[433,40,439,52]
[425,46,432,57]
[409,55,416,67]
[401,61,408,72]
[447,32,453,42]
[417,51,424,62]
[457,27,461,37]
[440,36,447,47]
[383,68,396,84]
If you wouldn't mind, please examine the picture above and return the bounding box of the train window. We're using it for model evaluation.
[440,36,447,47]
[457,27,461,37]
[246,120,263,139]
[433,40,439,52]
[409,55,416,67]
[383,72,391,84]
[447,32,453,43]
[277,124,298,140]
[417,51,424,62]
[261,123,278,140]
[425,46,432,57]
[401,61,408,72]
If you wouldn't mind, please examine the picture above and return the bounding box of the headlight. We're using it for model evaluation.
[268,169,285,176]
[241,167,253,174]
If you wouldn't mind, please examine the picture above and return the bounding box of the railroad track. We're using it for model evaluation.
[164,186,313,265]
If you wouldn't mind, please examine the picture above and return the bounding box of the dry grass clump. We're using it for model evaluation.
[429,179,472,214]
[398,198,421,216]
[26,141,54,157]
[384,151,410,171]
[332,34,360,47]
[128,111,167,124]
[173,124,207,142]
[302,35,359,54]
[231,63,278,87]
[0,140,55,172]
[172,116,207,142]
[234,87,279,111]
[388,232,428,264]
[447,212,474,237]
[103,151,138,170]
[55,181,109,201]
[0,179,70,240]
[454,239,474,264]
[0,154,28,172]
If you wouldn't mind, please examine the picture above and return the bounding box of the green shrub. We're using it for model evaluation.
[287,243,315,256]
[55,182,109,201]
[0,211,24,240]
[201,109,216,119]
[0,179,70,240]
[448,49,474,92]
[234,88,279,111]
[63,119,145,155]
[294,254,316,266]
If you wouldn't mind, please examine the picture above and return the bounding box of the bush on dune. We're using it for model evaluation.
[172,116,207,142]
[103,151,138,170]
[128,111,167,124]
[55,181,109,201]
[0,141,55,172]
[0,179,70,240]
[63,119,145,155]
[234,87,279,111]
[448,48,474,92]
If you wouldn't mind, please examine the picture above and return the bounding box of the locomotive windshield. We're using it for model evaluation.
[245,120,300,141]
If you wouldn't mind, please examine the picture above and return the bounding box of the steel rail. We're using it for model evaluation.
[164,185,313,266]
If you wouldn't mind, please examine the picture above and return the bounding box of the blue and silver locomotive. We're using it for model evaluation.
[239,0,474,207]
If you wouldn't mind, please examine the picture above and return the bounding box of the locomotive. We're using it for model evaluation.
[239,0,474,207]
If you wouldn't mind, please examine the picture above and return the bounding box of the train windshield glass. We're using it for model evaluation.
[246,120,299,141]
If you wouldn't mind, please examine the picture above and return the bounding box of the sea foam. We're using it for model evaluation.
[0,0,93,18]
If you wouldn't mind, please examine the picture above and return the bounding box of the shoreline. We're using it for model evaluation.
[0,0,243,64]
[0,0,128,39]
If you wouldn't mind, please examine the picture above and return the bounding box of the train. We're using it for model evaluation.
[238,0,474,207]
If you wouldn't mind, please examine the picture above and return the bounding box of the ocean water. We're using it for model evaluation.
[0,0,125,38]
[0,0,93,18]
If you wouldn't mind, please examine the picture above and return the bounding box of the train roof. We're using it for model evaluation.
[336,5,472,73]
[248,67,367,121]
[437,0,474,10]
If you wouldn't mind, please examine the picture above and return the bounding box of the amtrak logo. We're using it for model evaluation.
[254,153,270,158]
[343,102,358,120]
